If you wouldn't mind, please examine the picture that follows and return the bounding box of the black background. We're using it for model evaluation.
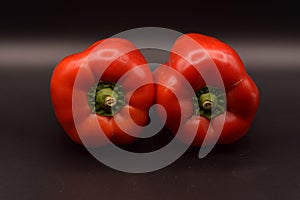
[1,1,299,37]
[1,1,300,199]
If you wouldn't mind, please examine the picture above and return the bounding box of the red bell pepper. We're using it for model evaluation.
[50,38,155,147]
[154,33,259,146]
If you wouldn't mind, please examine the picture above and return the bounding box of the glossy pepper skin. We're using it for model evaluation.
[155,33,259,146]
[50,38,155,147]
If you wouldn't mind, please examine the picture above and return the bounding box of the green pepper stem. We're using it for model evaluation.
[105,96,117,107]
[193,86,226,119]
[96,88,118,110]
[88,81,125,116]
[199,92,218,111]
[202,100,213,110]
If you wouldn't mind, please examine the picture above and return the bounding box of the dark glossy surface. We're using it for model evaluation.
[1,66,300,200]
